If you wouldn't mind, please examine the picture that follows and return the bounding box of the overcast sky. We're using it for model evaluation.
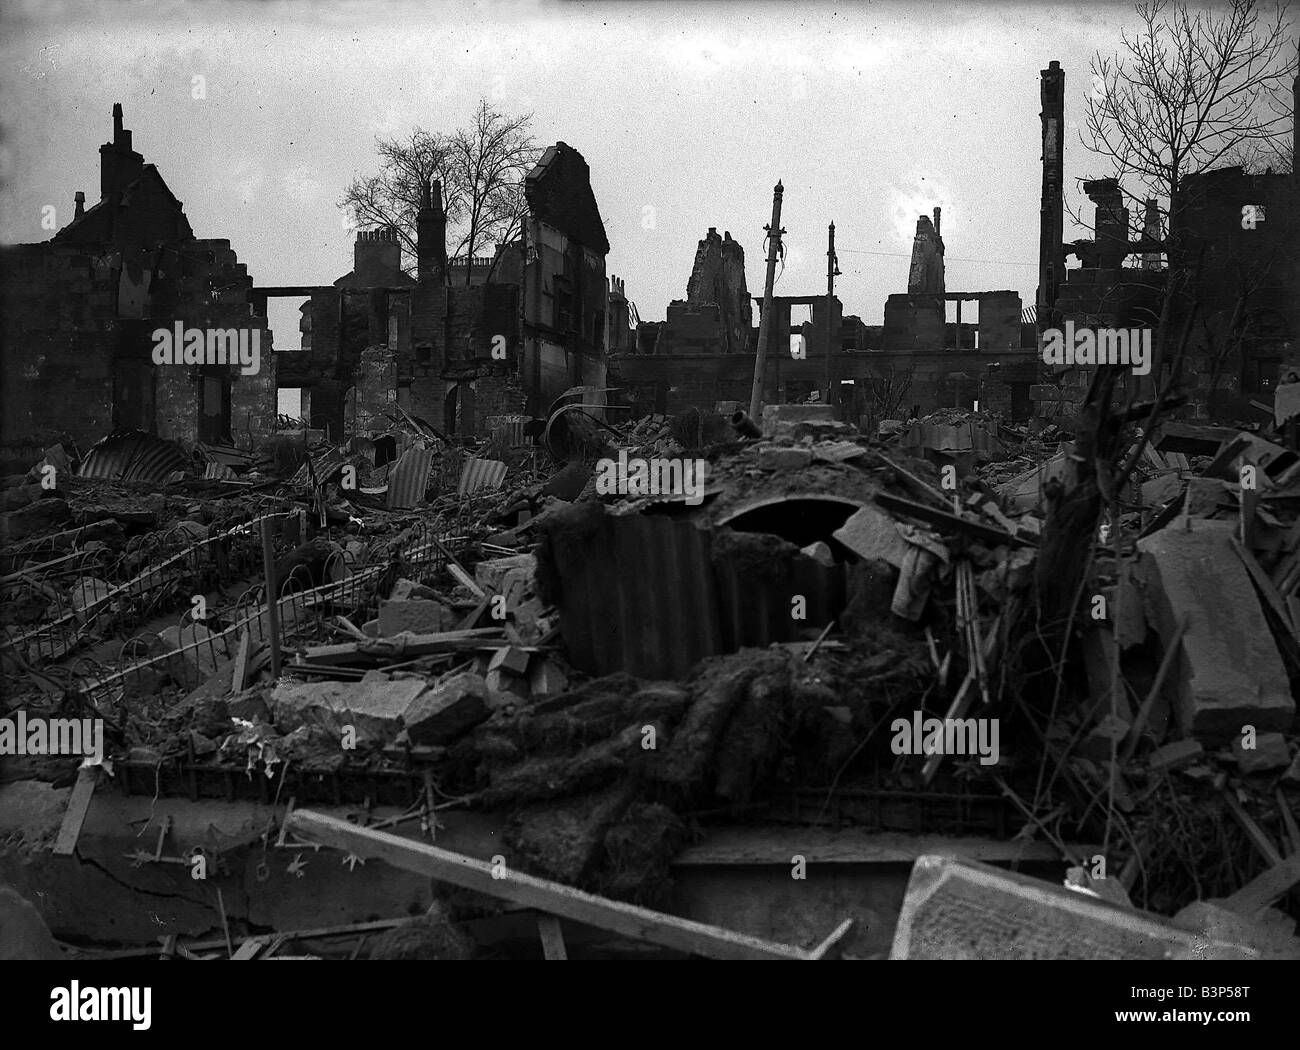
[2,0,1167,343]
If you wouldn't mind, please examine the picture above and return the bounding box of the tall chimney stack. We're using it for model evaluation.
[417,178,447,285]
[99,103,143,200]
[1037,60,1065,331]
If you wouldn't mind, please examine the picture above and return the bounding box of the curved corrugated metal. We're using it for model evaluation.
[77,430,190,483]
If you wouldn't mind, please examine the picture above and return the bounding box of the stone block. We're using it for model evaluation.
[378,598,456,636]
[272,675,429,747]
[474,554,536,617]
[833,505,910,568]
[1231,731,1292,774]
[401,671,492,745]
[1136,520,1293,741]
[758,445,813,471]
[1147,738,1204,772]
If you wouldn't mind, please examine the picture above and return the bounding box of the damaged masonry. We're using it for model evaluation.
[1,40,1298,965]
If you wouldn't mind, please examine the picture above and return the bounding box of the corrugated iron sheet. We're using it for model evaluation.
[387,444,436,509]
[78,430,189,483]
[546,507,847,679]
[291,447,349,488]
[549,511,724,679]
[901,421,999,454]
[486,414,527,448]
[197,442,253,467]
[712,543,846,651]
[458,458,507,497]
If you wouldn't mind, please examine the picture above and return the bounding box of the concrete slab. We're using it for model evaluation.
[272,676,429,747]
[832,504,910,568]
[890,854,1257,959]
[1136,520,1294,741]
[378,598,456,636]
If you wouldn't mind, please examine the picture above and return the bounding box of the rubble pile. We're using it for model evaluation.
[1,399,1297,961]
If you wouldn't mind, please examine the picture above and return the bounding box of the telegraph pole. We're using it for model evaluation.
[748,181,785,422]
[823,221,840,407]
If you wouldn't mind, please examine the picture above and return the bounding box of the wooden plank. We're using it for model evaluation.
[230,936,267,960]
[671,828,1078,866]
[537,914,567,960]
[1239,484,1259,549]
[447,563,487,599]
[229,631,250,695]
[51,766,98,856]
[873,492,1031,548]
[457,595,491,631]
[1222,791,1283,865]
[1222,852,1300,918]
[1120,614,1188,766]
[806,918,855,960]
[1229,536,1297,637]
[287,809,819,960]
[293,628,505,665]
[1278,789,1300,856]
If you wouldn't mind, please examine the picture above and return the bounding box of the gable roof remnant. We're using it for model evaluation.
[525,142,610,255]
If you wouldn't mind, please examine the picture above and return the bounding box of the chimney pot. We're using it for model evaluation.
[74,191,85,219]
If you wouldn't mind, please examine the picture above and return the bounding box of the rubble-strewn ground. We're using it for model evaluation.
[1,404,1297,959]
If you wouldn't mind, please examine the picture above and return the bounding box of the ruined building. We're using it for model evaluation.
[907,209,945,294]
[0,105,277,464]
[1042,63,1298,419]
[272,141,611,440]
[613,208,1038,420]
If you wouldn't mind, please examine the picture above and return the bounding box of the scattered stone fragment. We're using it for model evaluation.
[401,671,493,745]
[1147,738,1204,773]
[272,675,429,748]
[377,598,456,636]
[757,445,813,471]
[1231,731,1292,774]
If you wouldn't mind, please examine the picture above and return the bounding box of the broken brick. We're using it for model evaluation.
[401,671,493,745]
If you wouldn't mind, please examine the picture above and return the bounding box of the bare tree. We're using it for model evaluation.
[446,101,539,285]
[1082,0,1294,232]
[339,101,540,284]
[339,129,456,270]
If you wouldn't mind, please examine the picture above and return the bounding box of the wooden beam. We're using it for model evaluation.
[1222,791,1283,865]
[1120,614,1188,766]
[1222,852,1300,918]
[51,766,98,856]
[287,809,823,960]
[229,631,250,695]
[537,915,567,960]
[672,828,1076,866]
[874,492,1032,548]
[292,628,505,666]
